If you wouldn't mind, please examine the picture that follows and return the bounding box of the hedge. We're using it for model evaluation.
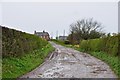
[2,26,48,57]
[80,35,119,56]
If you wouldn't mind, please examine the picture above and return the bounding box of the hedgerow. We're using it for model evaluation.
[2,26,48,57]
[80,35,119,56]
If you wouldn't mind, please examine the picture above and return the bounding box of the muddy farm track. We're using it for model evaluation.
[20,42,117,78]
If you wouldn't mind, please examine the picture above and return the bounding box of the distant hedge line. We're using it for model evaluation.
[80,35,120,56]
[2,26,48,57]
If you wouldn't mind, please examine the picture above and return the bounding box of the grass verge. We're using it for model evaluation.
[51,39,65,46]
[2,43,54,78]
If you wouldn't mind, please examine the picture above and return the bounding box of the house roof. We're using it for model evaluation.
[35,31,49,36]
[59,36,67,38]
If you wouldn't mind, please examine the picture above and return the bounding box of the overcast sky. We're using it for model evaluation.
[1,1,118,38]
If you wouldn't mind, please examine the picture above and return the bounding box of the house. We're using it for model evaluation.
[34,30,50,41]
[59,36,67,41]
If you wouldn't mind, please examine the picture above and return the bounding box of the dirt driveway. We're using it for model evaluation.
[20,42,117,78]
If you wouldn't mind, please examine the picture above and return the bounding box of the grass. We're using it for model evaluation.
[51,39,65,46]
[2,43,54,78]
[52,40,119,78]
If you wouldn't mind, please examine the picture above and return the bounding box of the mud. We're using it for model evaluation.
[20,42,117,78]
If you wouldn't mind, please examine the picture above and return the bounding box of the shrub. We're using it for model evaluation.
[80,35,119,56]
[64,40,70,44]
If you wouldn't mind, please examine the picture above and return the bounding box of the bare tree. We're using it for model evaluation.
[68,18,105,44]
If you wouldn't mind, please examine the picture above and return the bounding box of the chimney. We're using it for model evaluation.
[34,30,36,34]
[43,30,45,33]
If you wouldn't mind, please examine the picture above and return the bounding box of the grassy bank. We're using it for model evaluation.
[51,39,65,46]
[2,43,54,78]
